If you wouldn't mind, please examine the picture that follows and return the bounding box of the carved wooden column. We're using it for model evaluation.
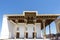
[49,24,51,39]
[34,19,36,40]
[55,19,60,40]
[42,19,46,39]
[40,23,41,38]
[15,19,18,39]
[24,19,27,40]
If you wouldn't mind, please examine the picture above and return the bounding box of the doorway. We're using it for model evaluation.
[33,32,34,38]
[16,32,20,38]
[26,32,28,38]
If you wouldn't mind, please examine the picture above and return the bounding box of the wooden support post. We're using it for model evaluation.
[34,19,36,40]
[24,19,27,40]
[49,24,51,39]
[15,24,17,40]
[42,20,46,40]
[40,23,41,39]
[15,19,18,40]
[24,23,26,40]
[34,23,36,40]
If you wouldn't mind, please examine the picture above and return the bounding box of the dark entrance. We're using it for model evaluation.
[33,32,34,38]
[16,32,20,38]
[26,32,28,38]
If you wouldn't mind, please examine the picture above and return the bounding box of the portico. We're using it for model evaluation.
[0,11,60,40]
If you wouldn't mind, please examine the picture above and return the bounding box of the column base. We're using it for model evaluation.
[43,35,46,39]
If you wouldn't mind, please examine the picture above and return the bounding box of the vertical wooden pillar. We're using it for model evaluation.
[55,20,59,39]
[57,23,60,33]
[49,24,51,34]
[15,20,18,39]
[15,24,17,40]
[34,23,36,40]
[24,19,27,40]
[42,20,46,39]
[24,23,27,40]
[49,24,51,39]
[40,23,41,38]
[34,20,36,40]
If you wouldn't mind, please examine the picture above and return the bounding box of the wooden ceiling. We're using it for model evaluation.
[8,12,58,29]
[8,16,58,29]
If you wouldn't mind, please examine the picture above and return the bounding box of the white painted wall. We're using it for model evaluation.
[0,15,16,39]
[8,20,16,39]
[0,15,9,39]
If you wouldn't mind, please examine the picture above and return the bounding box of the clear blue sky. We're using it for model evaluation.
[0,0,60,34]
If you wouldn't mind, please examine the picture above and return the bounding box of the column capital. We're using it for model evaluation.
[42,19,46,22]
[24,19,27,23]
[15,19,18,24]
[34,19,36,23]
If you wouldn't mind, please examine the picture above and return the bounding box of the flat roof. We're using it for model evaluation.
[3,11,60,29]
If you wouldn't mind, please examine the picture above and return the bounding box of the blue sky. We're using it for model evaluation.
[0,0,60,34]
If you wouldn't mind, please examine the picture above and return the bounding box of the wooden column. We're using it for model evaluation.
[55,19,60,33]
[49,24,51,39]
[14,24,17,39]
[24,23,26,40]
[15,19,18,39]
[42,19,46,39]
[49,24,51,34]
[54,20,59,39]
[34,20,36,40]
[24,19,27,40]
[40,23,41,38]
[57,22,60,33]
